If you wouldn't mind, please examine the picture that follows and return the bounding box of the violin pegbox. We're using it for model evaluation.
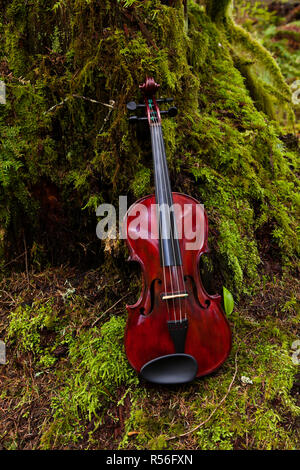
[127,78,177,124]
[127,98,177,123]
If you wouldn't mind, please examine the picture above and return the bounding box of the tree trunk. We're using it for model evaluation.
[0,0,298,294]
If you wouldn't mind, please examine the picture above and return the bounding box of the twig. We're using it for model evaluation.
[166,351,238,441]
[91,292,130,327]
[23,232,30,287]
[45,94,115,114]
[0,289,16,304]
[45,96,70,113]
[73,94,115,108]
[97,279,121,292]
[166,328,262,441]
[2,251,26,268]
[98,101,115,134]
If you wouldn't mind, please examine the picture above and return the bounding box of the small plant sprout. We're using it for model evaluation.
[60,281,76,303]
[223,287,234,317]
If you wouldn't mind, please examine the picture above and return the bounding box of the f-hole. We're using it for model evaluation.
[140,278,162,316]
[184,275,210,309]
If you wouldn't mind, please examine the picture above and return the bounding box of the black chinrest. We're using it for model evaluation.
[140,353,198,385]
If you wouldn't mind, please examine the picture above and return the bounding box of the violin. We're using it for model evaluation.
[124,78,231,384]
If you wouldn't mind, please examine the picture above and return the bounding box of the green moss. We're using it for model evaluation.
[0,0,298,293]
[131,166,151,198]
[2,266,299,450]
[122,311,299,450]
[7,299,60,367]
[192,325,298,450]
[206,0,233,23]
[40,315,138,449]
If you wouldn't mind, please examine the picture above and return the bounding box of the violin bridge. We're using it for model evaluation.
[162,292,188,301]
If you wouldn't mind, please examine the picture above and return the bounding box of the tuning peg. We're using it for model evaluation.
[156,98,173,104]
[127,101,137,111]
[128,115,148,123]
[128,115,138,123]
[167,106,177,117]
[127,99,173,111]
[127,101,146,111]
[160,106,178,118]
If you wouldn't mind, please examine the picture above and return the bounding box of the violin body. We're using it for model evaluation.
[124,192,231,379]
[124,78,231,384]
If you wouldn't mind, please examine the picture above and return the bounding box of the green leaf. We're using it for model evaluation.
[223,286,234,316]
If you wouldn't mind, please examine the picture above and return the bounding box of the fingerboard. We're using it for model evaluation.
[150,124,182,267]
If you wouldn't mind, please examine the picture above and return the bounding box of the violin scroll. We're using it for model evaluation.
[139,77,160,97]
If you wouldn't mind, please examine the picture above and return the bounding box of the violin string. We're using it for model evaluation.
[153,114,176,323]
[156,133,177,323]
[154,108,183,323]
[149,102,171,321]
[155,122,180,323]
[156,109,187,322]
[156,122,183,323]
[150,103,178,322]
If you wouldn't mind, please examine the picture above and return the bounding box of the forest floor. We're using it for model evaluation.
[0,264,299,450]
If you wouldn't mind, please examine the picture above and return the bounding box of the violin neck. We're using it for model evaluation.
[150,124,182,267]
[150,124,172,207]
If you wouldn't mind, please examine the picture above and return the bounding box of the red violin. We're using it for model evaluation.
[124,78,231,384]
